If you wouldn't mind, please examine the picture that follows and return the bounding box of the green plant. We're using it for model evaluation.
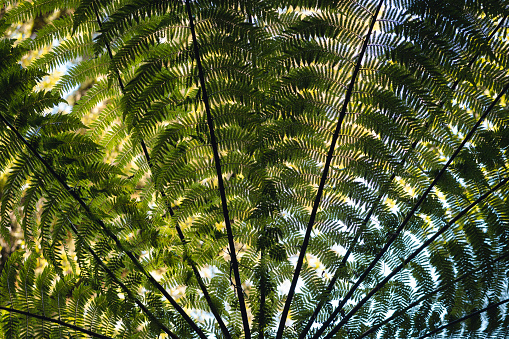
[1,0,509,338]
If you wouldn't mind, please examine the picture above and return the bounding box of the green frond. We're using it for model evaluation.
[2,1,509,338]
[3,0,79,24]
[19,15,98,52]
[32,35,95,71]
[54,54,110,94]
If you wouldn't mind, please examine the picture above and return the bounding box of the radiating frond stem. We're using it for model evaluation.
[140,134,231,339]
[312,77,509,337]
[41,274,45,336]
[322,176,509,339]
[298,194,379,338]
[299,15,508,337]
[275,2,384,338]
[96,11,154,177]
[94,9,231,337]
[417,298,509,339]
[0,113,203,339]
[180,249,232,339]
[0,306,115,339]
[94,11,115,75]
[258,251,267,339]
[93,9,153,166]
[356,249,509,339]
[185,0,251,337]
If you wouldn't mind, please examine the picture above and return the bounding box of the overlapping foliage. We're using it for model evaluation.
[1,0,509,338]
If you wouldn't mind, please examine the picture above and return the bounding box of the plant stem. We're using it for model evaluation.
[185,0,251,337]
[418,298,509,339]
[275,1,384,338]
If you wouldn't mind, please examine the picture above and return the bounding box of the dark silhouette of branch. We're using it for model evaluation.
[275,2,384,338]
[322,177,509,339]
[258,252,267,339]
[298,14,508,338]
[356,250,509,339]
[94,9,231,338]
[417,298,509,339]
[0,306,115,339]
[0,113,205,339]
[184,0,251,337]
[312,76,509,338]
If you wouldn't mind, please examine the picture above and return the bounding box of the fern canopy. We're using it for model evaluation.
[1,0,509,338]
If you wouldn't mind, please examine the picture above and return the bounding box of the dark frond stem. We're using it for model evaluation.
[356,250,509,339]
[322,177,509,339]
[417,298,509,339]
[275,1,384,338]
[184,0,251,337]
[0,306,115,339]
[258,252,267,339]
[93,9,153,165]
[0,113,206,339]
[94,10,231,338]
[312,79,509,339]
[298,15,508,338]
[41,270,45,336]
[247,11,266,339]
[298,196,377,338]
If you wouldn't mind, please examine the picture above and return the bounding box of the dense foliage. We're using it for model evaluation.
[1,0,509,338]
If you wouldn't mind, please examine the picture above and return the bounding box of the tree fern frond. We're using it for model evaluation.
[2,1,509,338]
[0,111,207,339]
[94,0,181,52]
[19,15,98,52]
[31,35,95,71]
[54,54,110,94]
[311,72,509,339]
[3,0,79,24]
[322,176,509,339]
